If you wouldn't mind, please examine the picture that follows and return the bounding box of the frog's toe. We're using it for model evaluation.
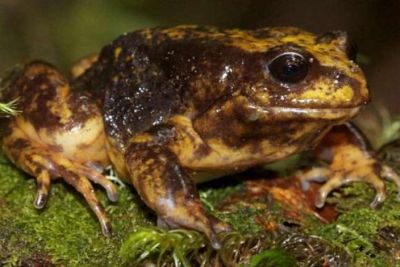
[34,169,51,209]
[209,214,232,234]
[157,211,221,249]
[77,164,118,202]
[315,169,387,208]
[67,173,112,236]
[298,167,330,191]
[51,160,114,236]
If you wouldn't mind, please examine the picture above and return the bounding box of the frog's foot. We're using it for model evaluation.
[299,160,400,209]
[299,123,400,209]
[4,133,118,236]
[125,139,227,249]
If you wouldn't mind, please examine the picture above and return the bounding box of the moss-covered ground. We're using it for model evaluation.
[1,120,400,266]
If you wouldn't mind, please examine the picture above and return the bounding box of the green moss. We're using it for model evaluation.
[200,181,265,234]
[199,180,244,209]
[119,226,209,267]
[0,151,152,266]
[249,248,297,267]
[312,183,400,266]
[2,144,400,266]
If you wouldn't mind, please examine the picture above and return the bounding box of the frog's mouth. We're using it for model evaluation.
[248,106,361,121]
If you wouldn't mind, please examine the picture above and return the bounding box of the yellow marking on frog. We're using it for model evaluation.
[114,47,122,59]
[141,28,153,40]
[248,84,270,105]
[335,85,354,101]
[131,133,152,143]
[46,84,73,124]
[299,83,354,103]
[311,48,349,69]
[169,114,192,127]
[162,27,190,40]
[145,159,155,165]
[225,28,315,52]
[160,26,310,53]
[308,44,361,79]
[58,105,72,124]
[281,35,314,45]
[27,93,39,112]
[47,101,72,124]
[255,93,270,105]
[70,53,99,78]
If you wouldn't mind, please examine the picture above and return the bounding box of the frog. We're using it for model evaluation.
[1,25,399,249]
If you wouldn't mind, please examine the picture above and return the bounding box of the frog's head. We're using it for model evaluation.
[242,27,369,123]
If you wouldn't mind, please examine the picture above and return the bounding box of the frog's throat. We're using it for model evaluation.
[248,106,360,121]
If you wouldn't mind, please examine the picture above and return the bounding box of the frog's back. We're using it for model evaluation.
[77,25,314,146]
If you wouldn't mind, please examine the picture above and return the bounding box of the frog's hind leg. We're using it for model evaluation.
[1,62,117,236]
[5,130,116,235]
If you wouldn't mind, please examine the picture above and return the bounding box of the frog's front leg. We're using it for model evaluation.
[300,122,400,208]
[1,62,118,235]
[123,123,230,249]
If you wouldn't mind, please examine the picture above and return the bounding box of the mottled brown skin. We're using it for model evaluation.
[1,25,399,249]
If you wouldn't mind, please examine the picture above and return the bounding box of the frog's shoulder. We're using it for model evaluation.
[75,29,183,145]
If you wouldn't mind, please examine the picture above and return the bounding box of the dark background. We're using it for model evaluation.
[1,0,399,113]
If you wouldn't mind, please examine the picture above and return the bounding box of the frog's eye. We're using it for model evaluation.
[268,52,309,83]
